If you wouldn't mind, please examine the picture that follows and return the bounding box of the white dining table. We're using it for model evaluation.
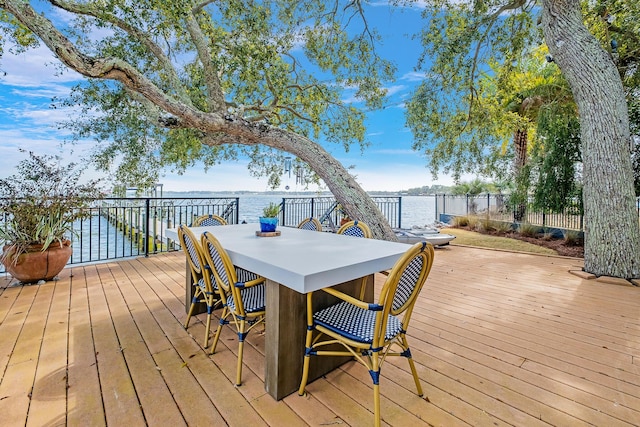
[166,223,411,399]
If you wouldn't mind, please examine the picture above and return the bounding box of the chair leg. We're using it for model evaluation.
[235,320,246,386]
[209,307,227,355]
[298,322,315,395]
[184,300,197,329]
[298,354,311,395]
[371,352,382,427]
[407,357,423,396]
[401,336,423,396]
[373,383,381,427]
[203,309,212,348]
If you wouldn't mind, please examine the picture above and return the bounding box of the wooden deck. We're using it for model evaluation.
[1,246,639,426]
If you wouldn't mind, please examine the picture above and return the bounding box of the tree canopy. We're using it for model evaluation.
[0,0,399,240]
[405,0,640,279]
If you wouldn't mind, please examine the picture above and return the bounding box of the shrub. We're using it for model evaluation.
[476,217,500,233]
[563,229,583,246]
[0,151,103,263]
[450,215,470,227]
[262,202,280,218]
[493,220,513,234]
[517,222,539,237]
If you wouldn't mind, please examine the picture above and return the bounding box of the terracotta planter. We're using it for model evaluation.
[2,240,72,283]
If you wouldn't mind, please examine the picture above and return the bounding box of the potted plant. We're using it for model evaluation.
[0,151,103,283]
[259,202,280,232]
[337,204,351,226]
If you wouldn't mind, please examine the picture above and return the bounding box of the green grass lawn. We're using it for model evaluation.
[444,228,558,255]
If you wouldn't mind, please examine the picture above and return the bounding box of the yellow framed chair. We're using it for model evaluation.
[201,231,266,386]
[193,214,227,226]
[298,241,435,427]
[336,220,372,238]
[297,217,322,231]
[177,225,221,348]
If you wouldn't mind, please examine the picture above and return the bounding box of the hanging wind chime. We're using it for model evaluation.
[284,156,292,190]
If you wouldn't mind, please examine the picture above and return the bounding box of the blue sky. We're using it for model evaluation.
[0,3,465,192]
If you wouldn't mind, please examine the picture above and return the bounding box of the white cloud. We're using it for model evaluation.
[1,44,82,87]
[400,71,427,82]
[0,126,101,178]
[7,84,72,99]
[384,84,407,96]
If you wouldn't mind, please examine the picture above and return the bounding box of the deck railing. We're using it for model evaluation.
[279,196,401,230]
[435,193,640,232]
[1,196,401,274]
[0,197,240,273]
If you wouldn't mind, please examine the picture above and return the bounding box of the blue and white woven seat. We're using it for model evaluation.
[201,230,266,386]
[313,301,402,344]
[178,225,222,348]
[298,241,435,427]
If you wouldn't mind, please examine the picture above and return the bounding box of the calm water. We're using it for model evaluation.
[71,215,137,263]
[175,193,438,228]
[1,194,438,272]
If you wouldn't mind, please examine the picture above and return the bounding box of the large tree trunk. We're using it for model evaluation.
[542,0,640,279]
[206,122,398,240]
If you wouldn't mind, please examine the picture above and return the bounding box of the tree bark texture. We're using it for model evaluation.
[542,0,640,278]
[206,120,398,240]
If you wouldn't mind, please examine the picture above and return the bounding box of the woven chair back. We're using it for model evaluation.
[178,225,204,275]
[337,220,372,238]
[297,217,322,231]
[193,214,227,226]
[379,242,435,334]
[200,232,235,297]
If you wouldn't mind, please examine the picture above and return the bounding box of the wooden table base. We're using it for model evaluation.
[264,276,373,400]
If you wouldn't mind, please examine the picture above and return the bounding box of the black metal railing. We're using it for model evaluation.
[1,197,239,273]
[1,195,401,273]
[279,196,401,230]
[435,193,640,232]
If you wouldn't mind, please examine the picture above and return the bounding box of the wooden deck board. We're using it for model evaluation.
[66,266,106,426]
[1,245,640,426]
[27,275,71,427]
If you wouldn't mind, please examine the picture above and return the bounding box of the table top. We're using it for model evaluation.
[166,223,410,293]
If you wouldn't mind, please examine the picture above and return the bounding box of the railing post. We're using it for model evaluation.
[487,193,491,215]
[152,200,158,254]
[280,198,286,226]
[398,196,402,229]
[144,198,150,257]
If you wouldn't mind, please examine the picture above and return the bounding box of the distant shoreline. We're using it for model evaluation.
[160,190,439,197]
